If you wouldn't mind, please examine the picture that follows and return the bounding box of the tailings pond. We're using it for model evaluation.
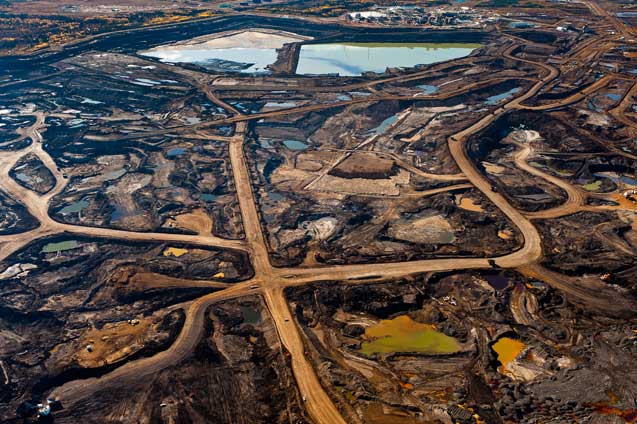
[360,315,461,356]
[140,30,481,76]
[295,42,481,76]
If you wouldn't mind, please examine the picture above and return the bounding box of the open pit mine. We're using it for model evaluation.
[0,0,636,423]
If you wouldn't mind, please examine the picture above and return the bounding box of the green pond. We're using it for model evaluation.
[59,199,89,215]
[241,305,262,324]
[282,139,308,151]
[582,180,602,191]
[296,42,482,76]
[41,240,80,254]
[360,315,461,356]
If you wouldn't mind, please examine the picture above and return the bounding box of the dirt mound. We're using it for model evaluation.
[330,152,396,180]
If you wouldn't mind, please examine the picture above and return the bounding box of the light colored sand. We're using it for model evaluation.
[310,170,410,197]
[509,129,543,143]
[163,209,214,235]
[455,194,484,212]
[388,214,456,244]
[144,28,312,52]
[482,161,505,175]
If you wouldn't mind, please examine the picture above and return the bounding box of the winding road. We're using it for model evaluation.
[512,140,587,220]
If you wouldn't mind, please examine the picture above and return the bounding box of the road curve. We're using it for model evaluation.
[512,142,587,220]
[50,282,260,406]
[516,75,619,111]
[609,82,637,129]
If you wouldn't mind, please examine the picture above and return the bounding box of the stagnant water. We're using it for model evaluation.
[295,42,481,76]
